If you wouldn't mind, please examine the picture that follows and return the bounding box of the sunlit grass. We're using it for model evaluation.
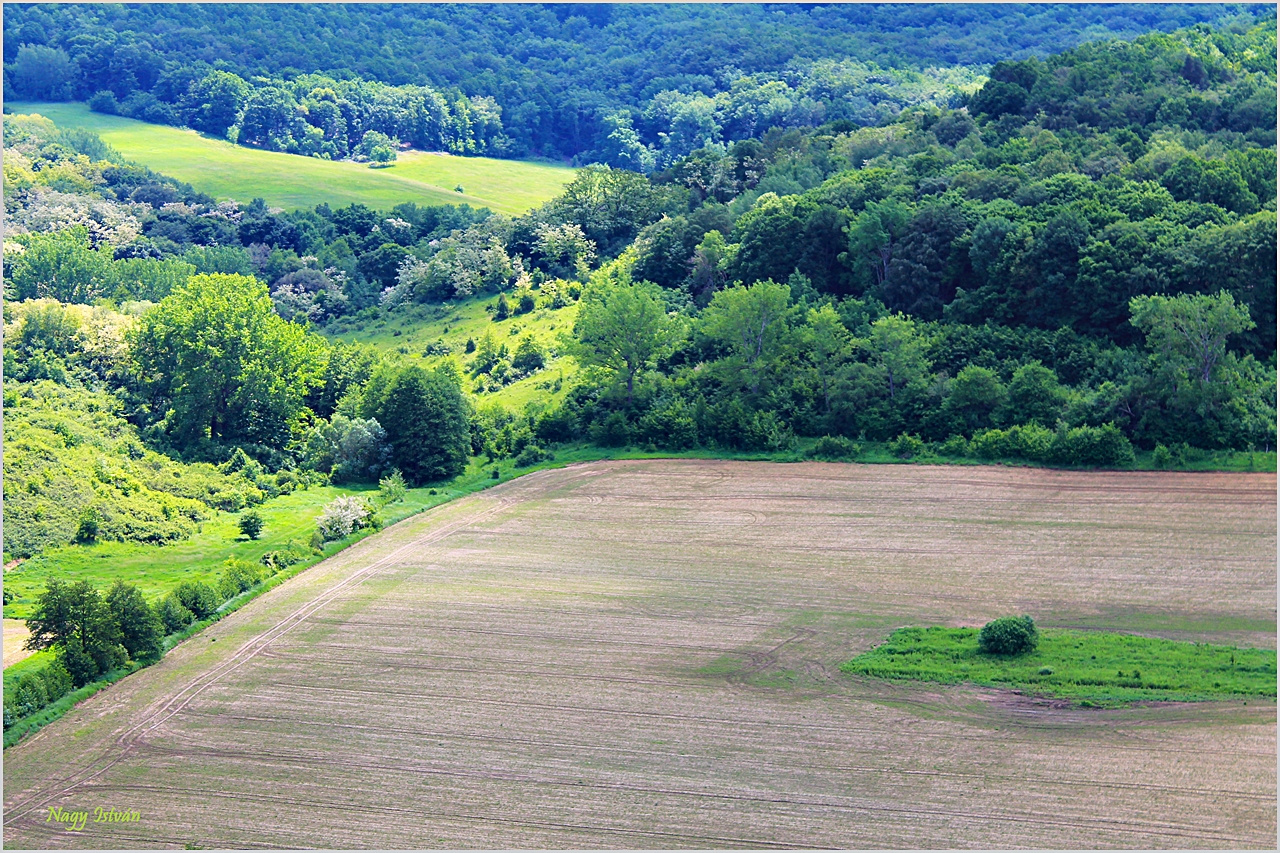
[7,101,575,214]
[843,625,1277,705]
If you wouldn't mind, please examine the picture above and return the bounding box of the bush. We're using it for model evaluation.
[158,594,195,633]
[589,411,632,447]
[637,400,698,451]
[514,444,553,468]
[238,509,264,540]
[217,558,262,599]
[889,433,925,459]
[378,470,407,505]
[315,496,373,541]
[260,541,312,572]
[87,90,120,114]
[75,506,102,543]
[978,615,1039,656]
[511,336,545,372]
[173,581,222,619]
[807,435,860,461]
[938,434,971,457]
[1050,423,1135,467]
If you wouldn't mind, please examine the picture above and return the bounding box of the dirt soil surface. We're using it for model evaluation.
[3,461,1275,848]
[3,620,35,668]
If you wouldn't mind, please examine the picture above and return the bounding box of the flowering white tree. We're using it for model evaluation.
[315,496,373,541]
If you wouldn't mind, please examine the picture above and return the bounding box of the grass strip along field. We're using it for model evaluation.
[2,461,1274,848]
[6,102,575,214]
[844,626,1277,706]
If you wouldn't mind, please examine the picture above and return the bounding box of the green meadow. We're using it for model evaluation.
[324,292,583,410]
[6,101,575,215]
[843,625,1277,705]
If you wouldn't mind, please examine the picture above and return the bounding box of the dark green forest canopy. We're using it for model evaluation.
[4,3,1273,159]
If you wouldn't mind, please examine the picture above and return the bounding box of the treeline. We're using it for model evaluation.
[4,18,1277,538]
[462,19,1277,456]
[2,547,307,729]
[5,4,1270,161]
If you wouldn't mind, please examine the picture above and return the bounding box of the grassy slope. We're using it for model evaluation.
[324,292,582,410]
[843,625,1278,705]
[6,101,575,215]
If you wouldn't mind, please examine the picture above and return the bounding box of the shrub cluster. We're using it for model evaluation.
[978,615,1039,656]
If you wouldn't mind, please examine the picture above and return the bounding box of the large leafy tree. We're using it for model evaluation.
[25,580,126,686]
[129,273,328,451]
[701,279,794,396]
[568,264,682,403]
[362,364,470,485]
[1130,291,1254,392]
[183,70,249,137]
[1129,290,1266,448]
[105,580,164,662]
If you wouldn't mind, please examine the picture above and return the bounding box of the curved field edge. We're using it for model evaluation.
[4,101,576,215]
[1,460,1274,849]
[843,625,1277,707]
[3,443,1275,747]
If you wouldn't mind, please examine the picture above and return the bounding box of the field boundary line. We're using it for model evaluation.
[2,494,514,826]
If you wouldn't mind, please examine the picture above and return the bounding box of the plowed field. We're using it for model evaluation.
[4,461,1275,848]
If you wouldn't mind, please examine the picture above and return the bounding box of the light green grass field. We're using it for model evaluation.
[7,101,575,215]
[843,625,1278,705]
[2,484,397,622]
[324,291,583,411]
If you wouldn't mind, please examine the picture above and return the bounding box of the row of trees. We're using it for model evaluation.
[5,4,1266,159]
[4,546,309,728]
[555,263,1271,454]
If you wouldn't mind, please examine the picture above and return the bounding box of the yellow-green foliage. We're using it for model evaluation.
[8,102,575,215]
[1,381,264,558]
[324,285,582,411]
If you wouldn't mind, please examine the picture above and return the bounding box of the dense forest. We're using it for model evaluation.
[4,15,1277,564]
[4,4,1271,161]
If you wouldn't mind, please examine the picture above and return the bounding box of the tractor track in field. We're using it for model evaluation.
[2,495,514,827]
[4,461,1273,848]
[144,710,1278,802]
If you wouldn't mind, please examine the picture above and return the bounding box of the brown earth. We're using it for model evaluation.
[3,460,1275,848]
[3,620,35,668]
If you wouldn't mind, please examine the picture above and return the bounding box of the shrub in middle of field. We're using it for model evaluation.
[978,615,1039,656]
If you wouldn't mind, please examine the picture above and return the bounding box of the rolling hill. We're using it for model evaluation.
[5,101,576,215]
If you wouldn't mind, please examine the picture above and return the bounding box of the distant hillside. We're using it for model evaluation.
[4,102,575,215]
[5,4,1270,160]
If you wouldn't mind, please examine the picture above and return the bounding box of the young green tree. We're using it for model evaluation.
[701,279,794,396]
[238,509,265,540]
[511,336,546,372]
[363,365,470,485]
[105,581,164,662]
[804,304,854,414]
[862,313,931,401]
[378,469,408,505]
[25,580,126,686]
[129,274,328,450]
[943,365,1007,435]
[1002,361,1068,427]
[358,130,398,164]
[494,292,511,320]
[567,274,680,403]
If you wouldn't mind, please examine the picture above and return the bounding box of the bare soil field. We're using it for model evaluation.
[2,620,34,668]
[3,461,1275,848]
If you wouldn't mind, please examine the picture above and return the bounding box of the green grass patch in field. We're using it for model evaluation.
[6,102,575,214]
[842,625,1276,705]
